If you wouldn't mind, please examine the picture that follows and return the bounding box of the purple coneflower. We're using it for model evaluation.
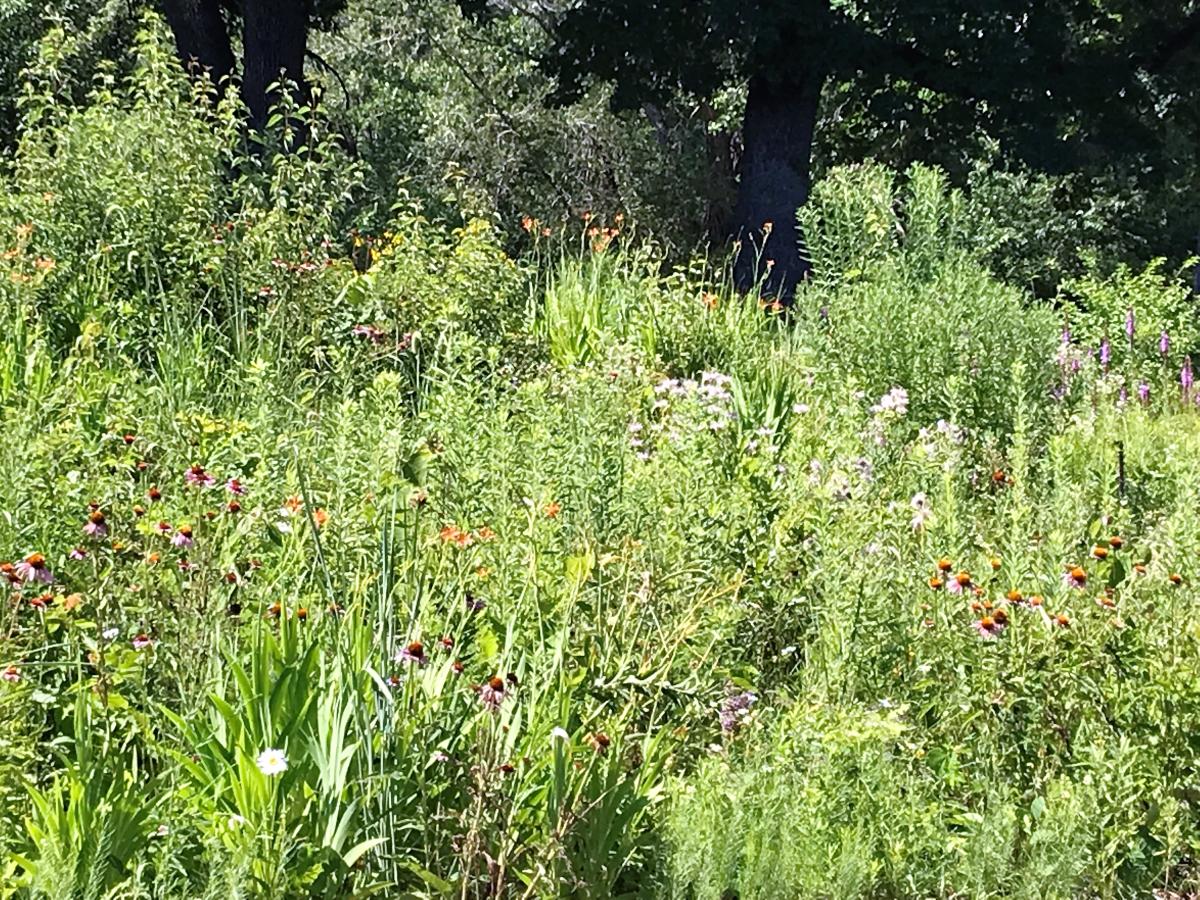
[69,547,88,560]
[225,478,247,496]
[479,675,506,710]
[184,465,216,488]
[397,641,427,666]
[1,665,20,683]
[172,525,194,549]
[14,553,52,584]
[83,509,108,539]
[132,633,154,650]
[1063,566,1088,590]
[972,616,1006,640]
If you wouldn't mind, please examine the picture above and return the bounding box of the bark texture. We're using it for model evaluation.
[242,0,310,130]
[161,0,235,84]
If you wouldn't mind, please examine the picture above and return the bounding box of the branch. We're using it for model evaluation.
[1143,8,1200,73]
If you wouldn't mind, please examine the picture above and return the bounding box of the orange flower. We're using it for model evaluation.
[1092,545,1108,560]
[989,556,1002,571]
[1055,613,1070,628]
[544,501,561,519]
[1108,535,1124,550]
[928,576,943,590]
[312,508,329,529]
[1169,572,1183,586]
[282,496,303,514]
[937,558,953,573]
[1029,595,1043,607]
[476,526,496,542]
[1005,589,1023,604]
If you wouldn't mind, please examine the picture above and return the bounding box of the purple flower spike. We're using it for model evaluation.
[1125,308,1135,340]
[1160,331,1171,356]
[1183,357,1194,395]
[1099,339,1111,370]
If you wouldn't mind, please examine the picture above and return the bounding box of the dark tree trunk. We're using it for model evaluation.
[731,68,824,300]
[161,0,235,84]
[242,0,310,131]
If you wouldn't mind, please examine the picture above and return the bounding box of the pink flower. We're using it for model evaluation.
[1062,566,1088,590]
[397,641,427,666]
[479,676,506,710]
[155,520,172,535]
[172,526,194,549]
[83,509,108,539]
[69,548,88,560]
[184,465,216,488]
[225,478,247,495]
[131,633,154,651]
[972,616,1006,640]
[14,553,53,584]
[1,665,20,684]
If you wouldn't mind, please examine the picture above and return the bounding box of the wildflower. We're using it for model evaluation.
[1005,589,1023,604]
[439,525,472,548]
[69,548,87,560]
[937,558,953,573]
[1099,338,1111,370]
[145,552,160,565]
[439,635,454,651]
[1134,563,1147,575]
[948,571,972,595]
[154,521,172,535]
[225,478,247,495]
[1183,357,1194,395]
[0,562,17,585]
[1125,308,1136,340]
[256,748,288,776]
[185,465,216,487]
[1029,595,1043,607]
[1108,536,1124,549]
[132,504,146,518]
[2,665,19,683]
[172,525,194,549]
[587,732,612,753]
[147,486,162,502]
[1169,572,1184,586]
[29,593,52,611]
[132,633,154,650]
[398,641,426,666]
[719,689,758,733]
[465,593,486,613]
[909,492,933,531]
[990,557,1002,571]
[972,615,1005,640]
[102,627,119,641]
[928,576,943,590]
[452,660,465,675]
[1055,613,1070,628]
[83,509,108,539]
[227,500,241,514]
[267,602,282,619]
[15,553,52,584]
[479,675,506,709]
[545,501,561,518]
[280,496,303,516]
[871,387,909,416]
[1160,331,1171,356]
[1092,545,1109,560]
[1137,381,1150,404]
[1063,566,1088,589]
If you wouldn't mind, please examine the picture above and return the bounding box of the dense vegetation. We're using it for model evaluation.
[3,4,1200,899]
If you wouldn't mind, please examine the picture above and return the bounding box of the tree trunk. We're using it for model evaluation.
[731,68,824,300]
[242,0,310,131]
[161,0,235,84]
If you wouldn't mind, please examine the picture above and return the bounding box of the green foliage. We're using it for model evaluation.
[6,24,1200,899]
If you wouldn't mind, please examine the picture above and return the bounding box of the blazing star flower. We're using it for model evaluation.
[225,478,247,495]
[397,641,426,666]
[1183,357,1194,395]
[172,525,194,549]
[14,553,52,584]
[1125,308,1136,340]
[1138,381,1151,404]
[1099,339,1111,369]
[83,509,108,539]
[256,748,288,776]
[1160,331,1171,356]
[131,633,154,650]
[2,665,20,683]
[479,675,507,710]
[185,465,216,488]
[1063,566,1088,589]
